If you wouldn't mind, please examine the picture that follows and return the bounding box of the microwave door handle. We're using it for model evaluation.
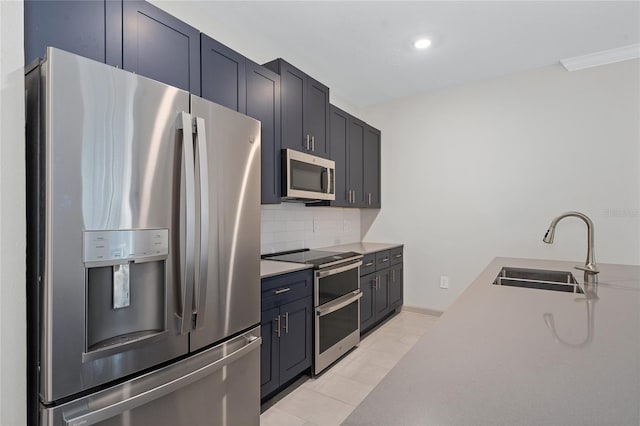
[193,116,209,330]
[177,112,195,335]
[323,168,329,193]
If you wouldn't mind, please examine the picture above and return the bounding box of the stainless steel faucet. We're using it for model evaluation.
[543,211,599,274]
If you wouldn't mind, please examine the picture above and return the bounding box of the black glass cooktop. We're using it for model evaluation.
[262,249,362,268]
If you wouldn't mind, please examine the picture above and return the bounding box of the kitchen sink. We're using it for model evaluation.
[493,267,583,294]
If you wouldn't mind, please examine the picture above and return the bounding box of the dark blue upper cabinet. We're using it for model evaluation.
[122,1,200,94]
[246,60,281,204]
[349,117,366,207]
[24,0,113,65]
[263,59,330,159]
[329,105,350,207]
[201,34,246,113]
[363,125,381,208]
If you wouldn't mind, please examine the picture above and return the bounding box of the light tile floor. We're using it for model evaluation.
[260,311,439,426]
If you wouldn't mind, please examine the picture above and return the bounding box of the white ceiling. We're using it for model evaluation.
[154,1,640,107]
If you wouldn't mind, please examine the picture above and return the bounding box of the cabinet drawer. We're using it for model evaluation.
[261,269,312,310]
[375,251,391,270]
[390,247,403,265]
[360,254,376,276]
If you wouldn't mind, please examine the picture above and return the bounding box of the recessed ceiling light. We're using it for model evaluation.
[413,38,432,50]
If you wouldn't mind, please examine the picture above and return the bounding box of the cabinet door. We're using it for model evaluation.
[360,272,376,332]
[329,105,350,207]
[279,296,313,385]
[246,61,281,204]
[25,0,109,65]
[201,34,246,113]
[374,270,390,320]
[389,264,403,309]
[260,307,280,399]
[348,117,366,206]
[305,78,330,158]
[122,1,200,94]
[278,62,306,152]
[363,125,381,208]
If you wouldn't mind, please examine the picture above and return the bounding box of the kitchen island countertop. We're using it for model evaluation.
[344,257,640,426]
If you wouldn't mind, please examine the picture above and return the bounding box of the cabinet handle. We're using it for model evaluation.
[381,258,389,263]
[274,287,290,295]
[311,135,315,152]
[394,254,402,259]
[368,193,372,205]
[284,312,289,334]
[365,262,374,267]
[275,315,281,338]
[305,134,310,150]
[351,190,354,203]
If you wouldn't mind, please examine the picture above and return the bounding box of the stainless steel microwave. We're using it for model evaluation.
[282,149,335,201]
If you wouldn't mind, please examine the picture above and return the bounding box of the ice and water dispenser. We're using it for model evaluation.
[83,229,169,356]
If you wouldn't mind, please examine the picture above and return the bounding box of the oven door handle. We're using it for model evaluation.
[315,260,362,278]
[316,290,362,317]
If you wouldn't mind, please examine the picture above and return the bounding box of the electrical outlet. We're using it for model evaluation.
[313,218,320,233]
[343,220,351,232]
[440,276,449,289]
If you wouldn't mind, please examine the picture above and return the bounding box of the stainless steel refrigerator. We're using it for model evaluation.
[25,47,261,426]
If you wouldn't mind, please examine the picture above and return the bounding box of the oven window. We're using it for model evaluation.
[290,160,327,193]
[317,267,359,305]
[318,300,358,353]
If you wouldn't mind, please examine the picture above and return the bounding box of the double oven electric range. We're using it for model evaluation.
[263,249,363,374]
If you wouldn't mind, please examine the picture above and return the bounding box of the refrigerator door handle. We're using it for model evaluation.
[177,111,196,335]
[193,116,209,329]
[63,335,262,426]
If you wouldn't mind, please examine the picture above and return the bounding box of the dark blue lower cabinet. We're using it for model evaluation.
[374,270,390,318]
[389,264,403,309]
[360,272,376,331]
[360,250,403,334]
[278,297,313,385]
[260,306,280,398]
[260,270,313,400]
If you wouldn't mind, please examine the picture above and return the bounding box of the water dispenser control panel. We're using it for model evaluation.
[83,229,169,265]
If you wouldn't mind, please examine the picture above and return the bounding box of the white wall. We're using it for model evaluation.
[361,60,640,311]
[261,204,360,254]
[0,1,26,425]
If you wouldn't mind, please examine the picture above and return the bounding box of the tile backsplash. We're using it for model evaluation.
[261,203,361,254]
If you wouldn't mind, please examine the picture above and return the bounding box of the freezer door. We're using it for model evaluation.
[34,48,192,402]
[189,96,261,351]
[41,327,261,426]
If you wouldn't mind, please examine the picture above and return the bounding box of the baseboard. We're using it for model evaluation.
[401,305,444,317]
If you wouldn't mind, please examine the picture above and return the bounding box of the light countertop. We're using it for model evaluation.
[260,242,403,279]
[320,242,403,254]
[344,257,640,426]
[260,260,313,279]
